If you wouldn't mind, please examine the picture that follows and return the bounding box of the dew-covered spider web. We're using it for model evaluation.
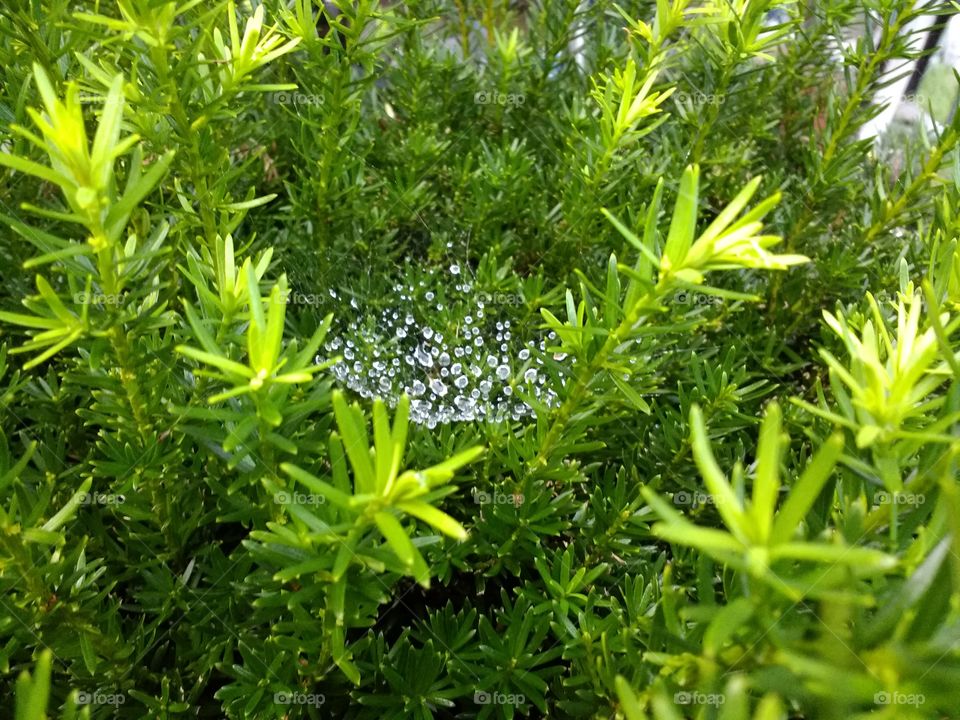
[315,262,570,427]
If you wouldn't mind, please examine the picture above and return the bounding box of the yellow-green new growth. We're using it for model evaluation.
[214,1,302,91]
[819,290,957,449]
[0,66,173,370]
[272,391,483,684]
[643,403,896,601]
[659,166,809,285]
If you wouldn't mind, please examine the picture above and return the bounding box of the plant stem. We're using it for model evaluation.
[532,280,669,467]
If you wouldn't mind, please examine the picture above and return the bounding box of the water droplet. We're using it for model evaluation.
[415,346,433,367]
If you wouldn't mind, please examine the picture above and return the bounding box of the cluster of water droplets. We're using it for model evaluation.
[315,264,569,427]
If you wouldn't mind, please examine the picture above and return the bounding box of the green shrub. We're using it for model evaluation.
[0,1,959,718]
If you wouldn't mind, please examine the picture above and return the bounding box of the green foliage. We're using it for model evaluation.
[1,0,960,718]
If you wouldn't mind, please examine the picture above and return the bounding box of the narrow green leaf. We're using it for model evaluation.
[41,477,92,532]
[183,301,223,356]
[22,528,62,544]
[221,193,277,210]
[642,487,744,555]
[23,243,91,269]
[610,373,651,413]
[331,391,375,494]
[390,395,410,483]
[703,597,753,656]
[0,311,61,330]
[614,676,648,720]
[176,345,253,378]
[0,150,70,187]
[372,399,392,493]
[329,432,351,494]
[223,414,258,452]
[396,500,468,540]
[259,278,287,372]
[293,312,333,368]
[772,542,896,570]
[91,75,125,182]
[770,433,843,544]
[698,175,762,246]
[15,648,52,720]
[281,462,352,509]
[752,402,783,542]
[663,164,699,269]
[332,540,354,580]
[246,263,265,369]
[34,275,75,324]
[105,150,175,240]
[604,253,621,329]
[374,511,415,566]
[79,633,98,674]
[420,445,484,486]
[0,441,36,489]
[689,405,749,543]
